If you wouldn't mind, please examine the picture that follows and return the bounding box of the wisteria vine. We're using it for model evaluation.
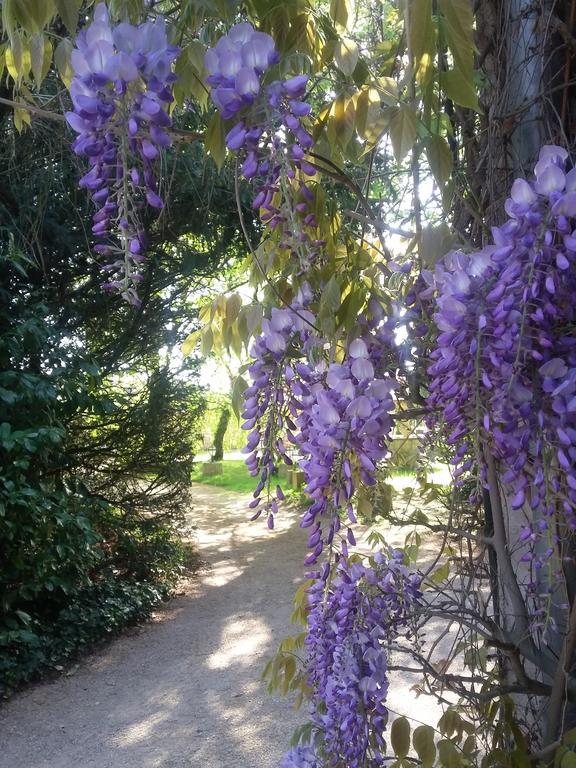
[423,145,576,600]
[203,23,423,767]
[66,3,178,304]
[205,23,324,271]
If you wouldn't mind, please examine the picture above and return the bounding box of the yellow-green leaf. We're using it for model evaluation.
[181,329,201,357]
[330,0,351,31]
[245,304,263,336]
[6,33,30,83]
[391,717,411,759]
[174,42,208,107]
[440,69,479,111]
[409,0,434,85]
[53,0,81,35]
[14,104,32,132]
[356,86,381,138]
[226,293,242,323]
[201,326,214,356]
[430,560,450,584]
[334,37,359,77]
[413,725,437,768]
[438,0,475,74]
[205,112,226,170]
[425,134,453,186]
[12,0,55,34]
[389,103,417,163]
[54,37,74,88]
[438,709,460,738]
[29,32,44,86]
[329,95,355,150]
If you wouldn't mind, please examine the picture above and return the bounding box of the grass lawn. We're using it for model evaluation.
[191,459,273,494]
[191,458,449,497]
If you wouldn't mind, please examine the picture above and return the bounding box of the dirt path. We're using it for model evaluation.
[0,486,308,768]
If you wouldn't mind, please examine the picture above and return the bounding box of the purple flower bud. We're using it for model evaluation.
[282,75,308,97]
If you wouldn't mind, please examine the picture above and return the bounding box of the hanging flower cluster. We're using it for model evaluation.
[241,287,316,530]
[205,24,323,271]
[424,145,576,550]
[296,329,398,566]
[298,552,421,768]
[279,744,320,768]
[66,3,178,305]
[242,294,399,564]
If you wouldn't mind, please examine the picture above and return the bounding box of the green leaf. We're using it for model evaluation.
[561,753,576,768]
[330,0,350,31]
[205,112,226,170]
[430,560,450,584]
[53,0,81,35]
[438,709,460,738]
[12,0,55,34]
[321,275,341,313]
[438,0,475,74]
[409,0,434,84]
[334,37,359,77]
[201,326,213,356]
[565,730,576,747]
[29,32,44,86]
[413,725,437,768]
[391,717,411,758]
[438,739,462,768]
[420,223,455,267]
[425,134,453,186]
[440,69,479,111]
[389,104,417,163]
[231,375,248,420]
[54,37,73,88]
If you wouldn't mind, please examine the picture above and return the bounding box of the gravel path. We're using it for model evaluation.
[0,486,307,768]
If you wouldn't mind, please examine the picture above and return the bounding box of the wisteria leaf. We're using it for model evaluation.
[425,134,453,186]
[391,717,411,758]
[440,68,479,111]
[181,330,201,357]
[330,0,350,31]
[413,725,436,768]
[334,37,359,77]
[430,560,450,584]
[54,37,73,88]
[205,112,226,170]
[389,104,417,163]
[409,0,434,84]
[53,0,81,35]
[231,375,248,421]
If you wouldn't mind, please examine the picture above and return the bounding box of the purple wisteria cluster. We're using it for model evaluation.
[424,145,576,563]
[295,330,398,567]
[205,24,324,270]
[279,744,320,768]
[66,3,178,305]
[297,552,421,768]
[242,293,399,565]
[241,287,316,530]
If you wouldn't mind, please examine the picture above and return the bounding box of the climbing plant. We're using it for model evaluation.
[2,0,576,764]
